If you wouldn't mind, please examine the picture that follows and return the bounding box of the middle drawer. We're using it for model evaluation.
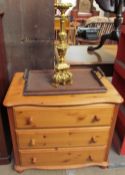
[16,127,110,149]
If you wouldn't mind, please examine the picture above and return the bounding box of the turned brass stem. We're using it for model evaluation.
[53,2,73,87]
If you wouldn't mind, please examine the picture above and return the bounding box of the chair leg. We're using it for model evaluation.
[88,31,119,52]
[87,33,112,51]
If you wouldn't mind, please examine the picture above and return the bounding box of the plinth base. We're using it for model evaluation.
[14,162,108,173]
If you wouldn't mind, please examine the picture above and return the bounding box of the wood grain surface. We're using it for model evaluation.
[13,104,114,129]
[16,127,110,149]
[3,72,123,171]
[19,146,106,166]
[3,73,123,107]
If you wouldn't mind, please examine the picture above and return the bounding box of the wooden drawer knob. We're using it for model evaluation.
[30,139,36,146]
[89,137,97,144]
[26,117,33,125]
[92,115,100,123]
[87,155,93,162]
[31,157,37,164]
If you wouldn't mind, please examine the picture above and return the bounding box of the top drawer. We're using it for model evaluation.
[13,104,115,129]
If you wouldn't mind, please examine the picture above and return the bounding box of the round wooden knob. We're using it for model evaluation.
[30,139,36,146]
[89,137,97,144]
[31,157,37,164]
[92,115,100,123]
[87,155,93,162]
[26,117,33,125]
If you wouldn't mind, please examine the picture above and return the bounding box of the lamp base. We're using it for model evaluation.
[53,68,72,87]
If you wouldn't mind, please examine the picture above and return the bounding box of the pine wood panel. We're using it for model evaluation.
[16,127,110,149]
[19,146,106,167]
[3,72,123,171]
[3,73,123,107]
[13,104,114,129]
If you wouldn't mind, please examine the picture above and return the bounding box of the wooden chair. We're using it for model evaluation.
[76,16,115,45]
[88,0,125,51]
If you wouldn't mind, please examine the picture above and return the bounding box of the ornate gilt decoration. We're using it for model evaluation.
[53,2,73,87]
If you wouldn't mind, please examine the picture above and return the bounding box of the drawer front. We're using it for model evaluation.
[19,147,106,167]
[14,104,114,129]
[16,127,110,149]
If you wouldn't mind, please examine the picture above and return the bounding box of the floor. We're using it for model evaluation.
[0,163,125,175]
[1,146,125,175]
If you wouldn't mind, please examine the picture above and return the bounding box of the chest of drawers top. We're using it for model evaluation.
[3,73,122,108]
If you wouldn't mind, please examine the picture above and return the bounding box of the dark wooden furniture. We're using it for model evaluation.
[3,72,122,172]
[0,12,11,164]
[71,0,99,23]
[112,13,125,155]
[88,0,125,51]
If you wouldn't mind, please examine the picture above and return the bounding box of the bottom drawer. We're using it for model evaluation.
[19,146,106,167]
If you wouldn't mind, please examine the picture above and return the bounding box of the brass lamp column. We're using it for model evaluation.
[53,3,72,86]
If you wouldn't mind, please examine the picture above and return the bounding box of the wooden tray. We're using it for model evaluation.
[23,68,107,96]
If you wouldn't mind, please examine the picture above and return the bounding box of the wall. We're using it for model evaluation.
[0,0,54,80]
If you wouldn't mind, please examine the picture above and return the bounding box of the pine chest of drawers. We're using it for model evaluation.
[3,73,123,172]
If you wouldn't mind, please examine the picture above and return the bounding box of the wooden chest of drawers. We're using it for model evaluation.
[3,73,122,172]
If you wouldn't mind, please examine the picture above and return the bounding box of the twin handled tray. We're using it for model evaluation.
[23,68,107,96]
